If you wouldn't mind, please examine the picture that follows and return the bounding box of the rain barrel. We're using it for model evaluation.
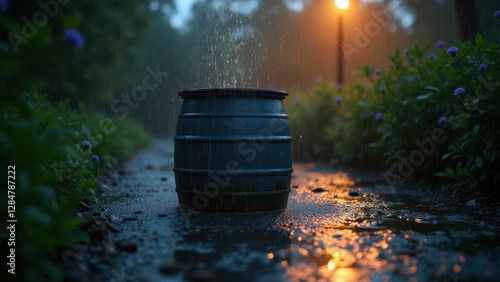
[174,88,293,212]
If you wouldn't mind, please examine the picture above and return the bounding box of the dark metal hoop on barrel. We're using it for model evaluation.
[173,88,293,212]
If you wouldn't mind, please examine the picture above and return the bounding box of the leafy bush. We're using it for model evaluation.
[287,79,385,168]
[0,1,152,280]
[1,0,151,106]
[0,91,151,281]
[289,33,499,194]
[287,80,338,161]
[433,34,500,193]
[367,43,460,180]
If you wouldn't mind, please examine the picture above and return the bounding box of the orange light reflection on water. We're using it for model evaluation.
[279,166,394,281]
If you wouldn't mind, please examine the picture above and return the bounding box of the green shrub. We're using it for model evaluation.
[433,34,500,193]
[0,91,151,281]
[287,80,338,161]
[289,34,499,194]
[288,78,387,168]
[1,2,153,280]
[372,35,499,192]
[367,43,460,180]
[1,0,152,106]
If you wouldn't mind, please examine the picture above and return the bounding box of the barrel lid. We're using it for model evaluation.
[178,88,288,99]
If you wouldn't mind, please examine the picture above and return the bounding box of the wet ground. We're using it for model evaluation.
[80,139,500,282]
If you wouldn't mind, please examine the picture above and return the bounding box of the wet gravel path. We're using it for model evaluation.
[70,139,500,282]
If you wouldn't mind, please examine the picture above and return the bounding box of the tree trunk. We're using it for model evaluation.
[454,0,480,41]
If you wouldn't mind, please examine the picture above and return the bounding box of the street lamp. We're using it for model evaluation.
[334,0,349,87]
[335,0,349,10]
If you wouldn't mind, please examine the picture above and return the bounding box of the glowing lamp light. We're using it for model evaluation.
[328,260,336,271]
[335,0,349,9]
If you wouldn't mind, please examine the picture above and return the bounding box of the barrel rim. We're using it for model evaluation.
[178,88,288,99]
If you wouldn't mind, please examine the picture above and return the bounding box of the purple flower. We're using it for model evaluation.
[494,10,500,19]
[428,53,436,60]
[378,86,386,93]
[82,141,92,150]
[447,46,458,57]
[375,112,383,121]
[437,41,445,48]
[0,0,8,13]
[294,98,301,106]
[403,49,409,56]
[454,87,465,96]
[375,69,382,76]
[64,28,85,48]
[478,63,487,72]
[92,155,100,162]
[438,116,447,125]
[335,96,342,105]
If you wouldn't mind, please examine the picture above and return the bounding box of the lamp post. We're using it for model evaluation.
[334,0,349,88]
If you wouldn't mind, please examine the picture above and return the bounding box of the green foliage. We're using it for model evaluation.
[1,0,151,106]
[0,91,151,281]
[324,80,384,168]
[1,118,80,281]
[287,80,337,161]
[288,79,386,168]
[290,34,500,193]
[366,43,460,178]
[433,34,500,192]
[0,1,152,280]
